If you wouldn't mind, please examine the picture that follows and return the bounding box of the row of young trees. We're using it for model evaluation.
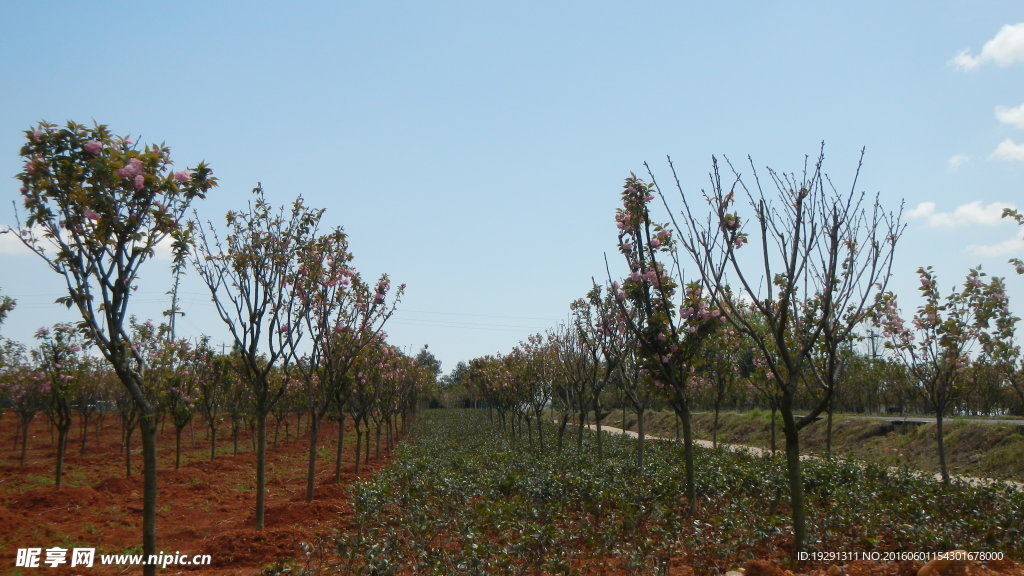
[0,121,431,575]
[0,322,435,481]
[447,146,1023,558]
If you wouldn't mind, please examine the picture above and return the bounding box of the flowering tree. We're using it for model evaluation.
[874,266,1017,484]
[33,323,89,487]
[7,121,215,571]
[552,319,594,452]
[569,292,616,459]
[164,339,199,469]
[73,356,107,455]
[662,147,900,555]
[289,228,403,499]
[2,340,46,465]
[193,339,229,460]
[584,282,649,466]
[190,186,319,529]
[507,333,554,451]
[693,324,748,449]
[610,174,722,511]
[350,338,393,473]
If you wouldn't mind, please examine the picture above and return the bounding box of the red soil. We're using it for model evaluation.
[0,412,386,575]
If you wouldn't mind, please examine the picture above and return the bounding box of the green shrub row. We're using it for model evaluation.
[267,409,1023,575]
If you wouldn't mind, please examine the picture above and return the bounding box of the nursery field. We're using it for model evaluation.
[0,412,389,575]
[280,409,1024,576]
[3,408,1024,576]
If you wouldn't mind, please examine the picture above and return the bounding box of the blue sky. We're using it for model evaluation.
[2,2,1023,374]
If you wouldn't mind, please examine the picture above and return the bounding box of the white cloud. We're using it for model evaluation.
[950,22,1024,70]
[907,201,1015,228]
[996,103,1024,129]
[991,138,1024,161]
[0,228,40,255]
[0,227,177,260]
[950,50,981,70]
[966,235,1024,257]
[947,154,970,170]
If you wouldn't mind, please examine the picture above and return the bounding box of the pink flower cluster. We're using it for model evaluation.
[116,158,146,190]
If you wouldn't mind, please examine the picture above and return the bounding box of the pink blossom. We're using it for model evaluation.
[173,170,191,183]
[84,209,100,221]
[84,140,103,154]
[117,158,144,179]
[134,174,145,190]
[32,129,43,142]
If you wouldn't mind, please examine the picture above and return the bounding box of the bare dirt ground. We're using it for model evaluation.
[0,412,386,575]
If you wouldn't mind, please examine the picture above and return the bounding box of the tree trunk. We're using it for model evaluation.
[375,420,382,460]
[825,403,834,459]
[678,400,697,514]
[712,405,720,450]
[174,426,183,470]
[306,413,319,502]
[54,415,70,488]
[781,403,807,559]
[255,413,268,530]
[936,411,950,485]
[576,408,585,452]
[140,413,159,576]
[125,426,134,477]
[333,415,346,483]
[636,406,646,469]
[354,419,362,475]
[208,422,217,461]
[19,416,32,465]
[79,412,91,455]
[364,423,371,465]
[535,410,545,453]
